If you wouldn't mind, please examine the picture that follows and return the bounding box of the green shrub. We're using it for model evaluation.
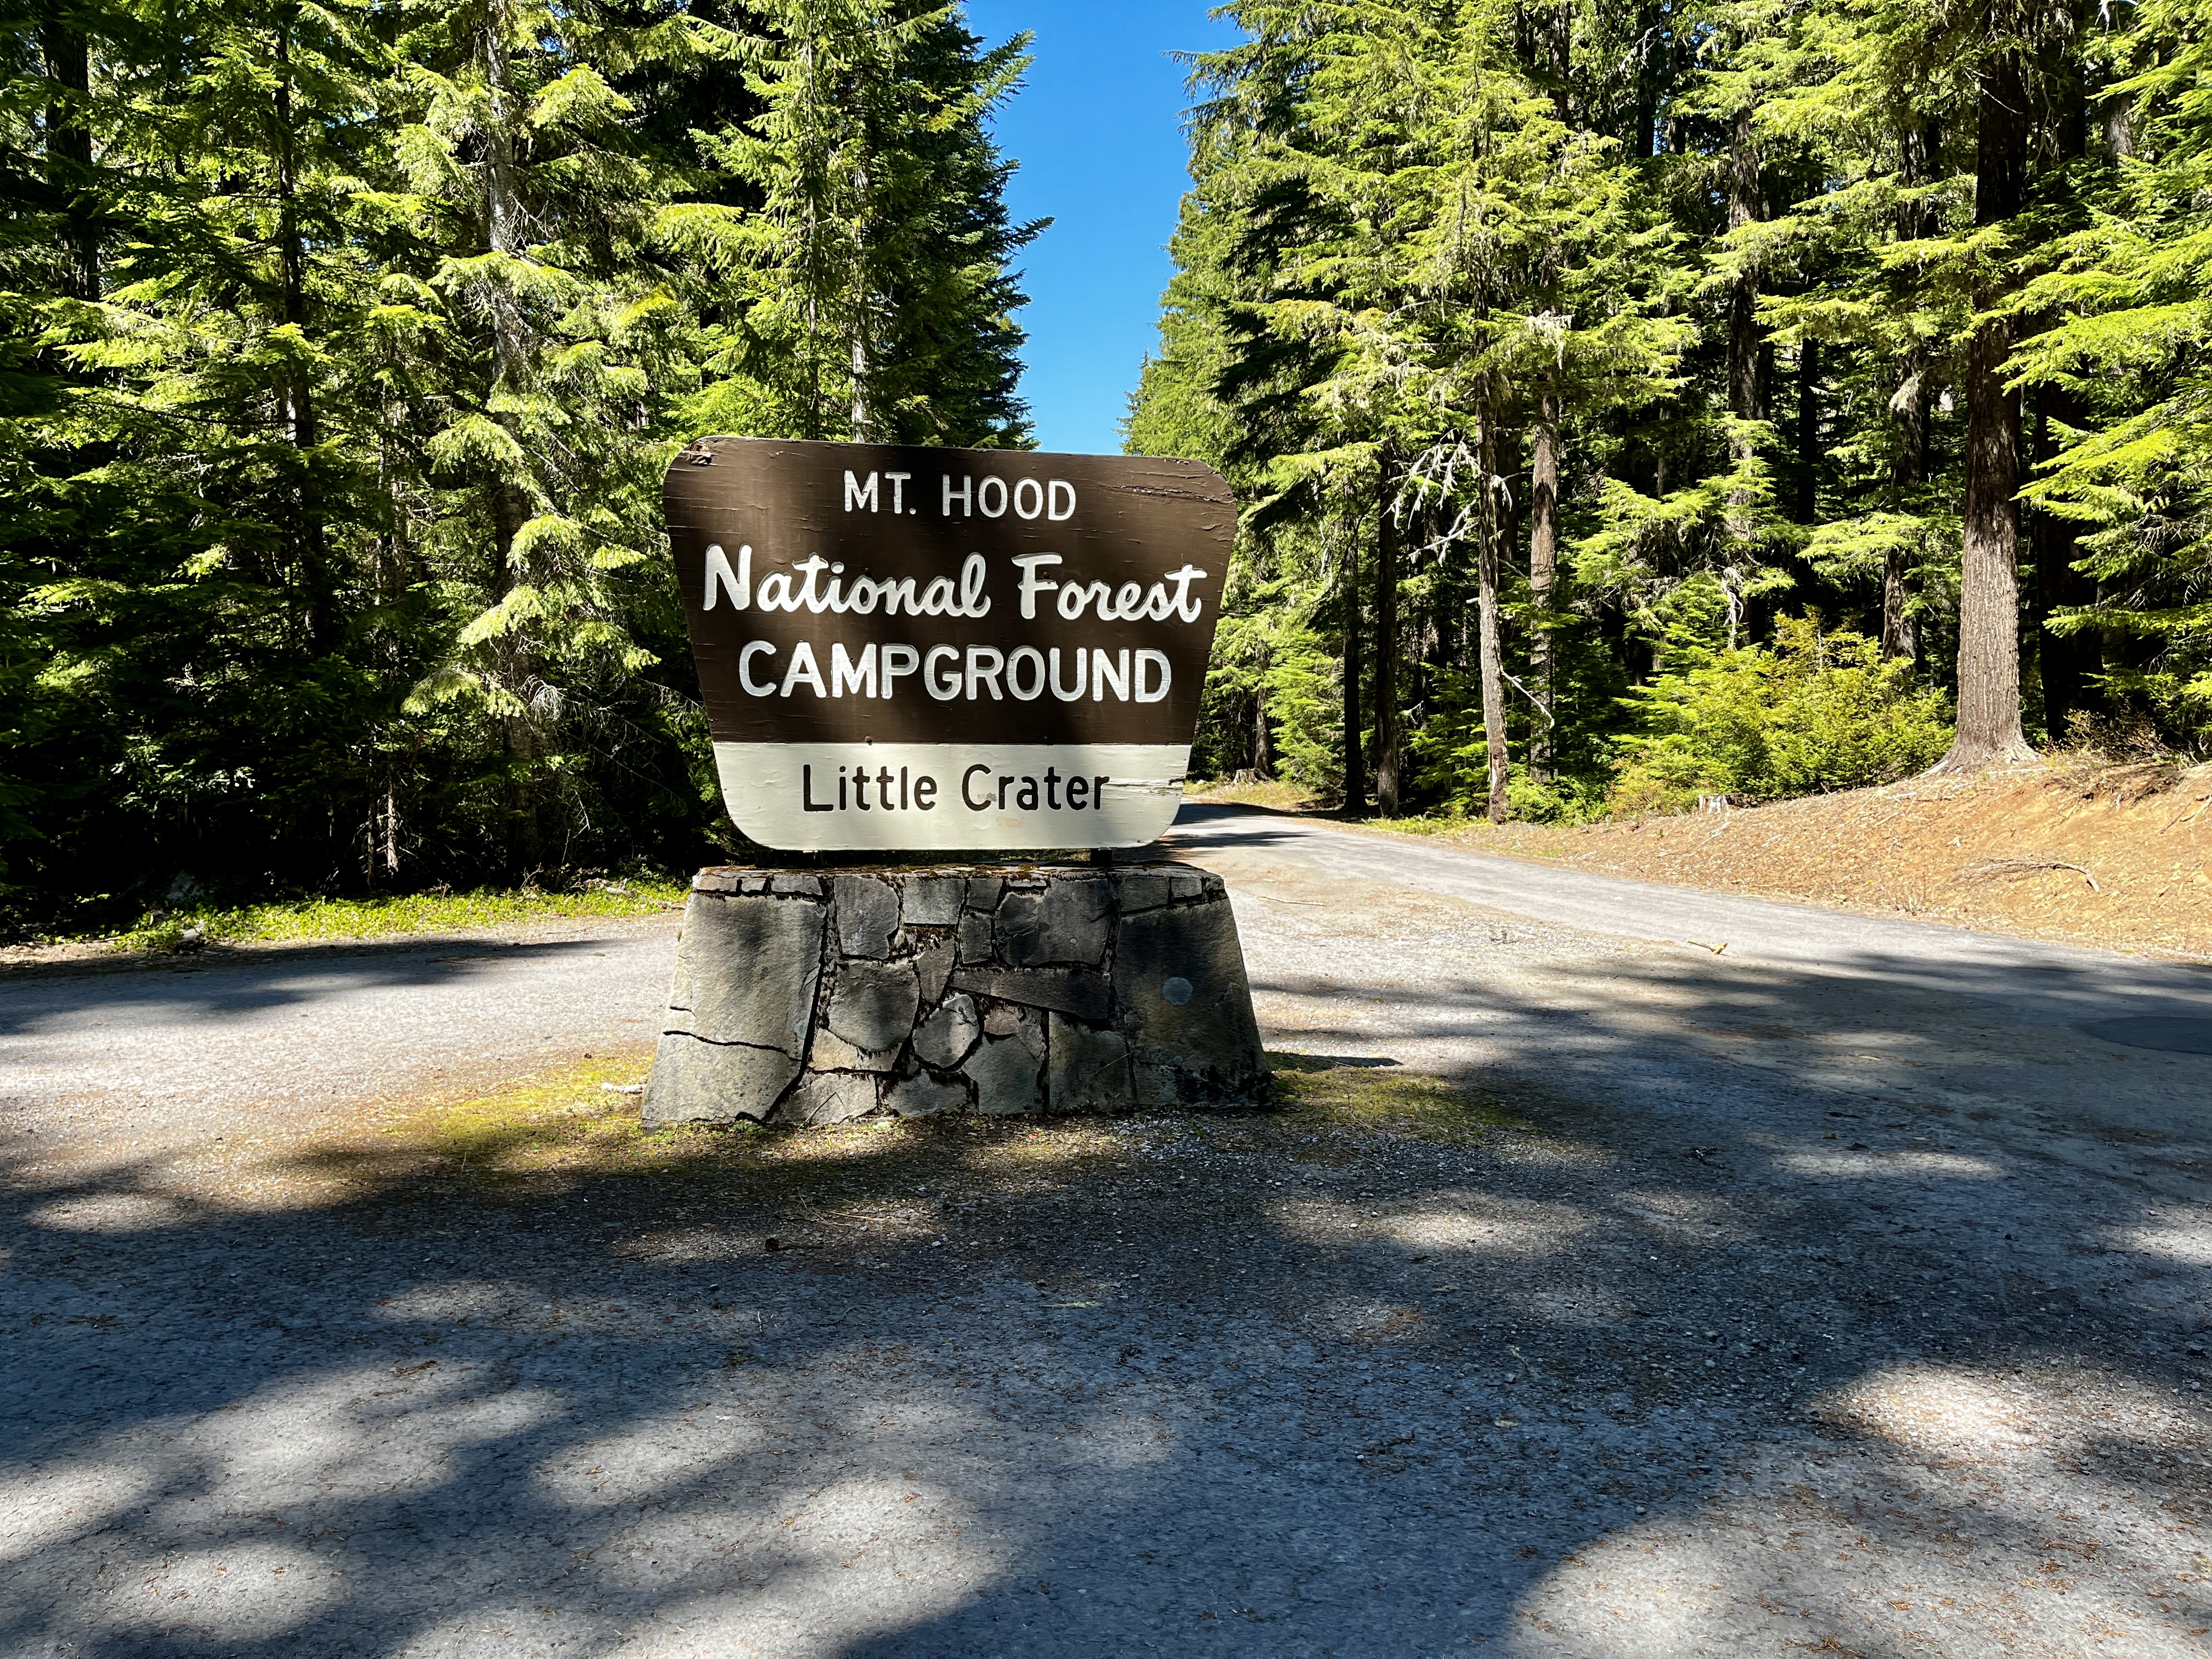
[1608,616,1952,814]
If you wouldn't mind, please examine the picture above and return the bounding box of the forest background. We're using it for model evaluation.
[4,0,2211,934]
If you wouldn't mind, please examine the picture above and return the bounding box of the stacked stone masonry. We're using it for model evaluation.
[642,862,1269,1127]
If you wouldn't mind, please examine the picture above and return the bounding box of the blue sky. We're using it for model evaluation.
[963,2,1244,456]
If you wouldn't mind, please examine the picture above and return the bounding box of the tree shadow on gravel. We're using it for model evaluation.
[1,954,2208,1655]
[0,935,630,1040]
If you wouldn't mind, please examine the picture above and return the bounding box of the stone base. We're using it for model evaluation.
[642,862,1268,1127]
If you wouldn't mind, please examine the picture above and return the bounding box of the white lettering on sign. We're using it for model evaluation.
[732,639,1164,703]
[1135,648,1171,702]
[749,553,995,619]
[1013,554,1060,618]
[707,742,1192,851]
[739,640,776,695]
[703,544,750,610]
[830,642,877,699]
[844,471,914,514]
[670,438,1235,853]
[936,473,1076,521]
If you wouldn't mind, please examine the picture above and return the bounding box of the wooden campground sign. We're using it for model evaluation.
[664,437,1234,851]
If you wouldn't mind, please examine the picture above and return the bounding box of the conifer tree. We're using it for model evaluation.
[698,0,1037,447]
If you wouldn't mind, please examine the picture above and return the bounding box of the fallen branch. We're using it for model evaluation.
[1963,857,2100,893]
[2163,792,2212,832]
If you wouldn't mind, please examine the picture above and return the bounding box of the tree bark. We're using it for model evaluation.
[2034,388,2099,741]
[2030,27,2097,742]
[1725,103,1763,565]
[1884,121,1938,662]
[481,8,546,871]
[1795,338,1819,523]
[1476,397,1509,823]
[1727,108,1762,429]
[1932,48,2036,772]
[1529,396,1560,785]
[1374,454,1403,816]
[274,10,336,656]
[39,5,97,301]
[1341,516,1365,814]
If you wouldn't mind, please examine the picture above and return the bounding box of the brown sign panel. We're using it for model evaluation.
[664,437,1234,850]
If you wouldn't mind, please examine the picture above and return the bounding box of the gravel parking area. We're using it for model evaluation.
[2,810,2208,1656]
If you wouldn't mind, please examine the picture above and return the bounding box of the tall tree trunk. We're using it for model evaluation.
[1795,338,1819,523]
[1476,396,1509,824]
[1884,121,1938,661]
[481,9,545,871]
[1374,455,1403,816]
[1632,2,1658,158]
[851,333,870,441]
[275,11,335,656]
[1530,396,1560,783]
[1933,49,2036,772]
[39,5,97,301]
[1727,108,1762,429]
[1341,518,1365,814]
[850,159,871,440]
[1725,103,1763,561]
[2034,386,2099,740]
[2027,13,2097,742]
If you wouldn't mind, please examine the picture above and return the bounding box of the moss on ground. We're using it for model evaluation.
[283,1049,1533,1211]
[1266,1053,1527,1143]
[109,881,689,953]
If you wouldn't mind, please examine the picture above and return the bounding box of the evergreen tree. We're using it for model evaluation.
[695,0,1037,446]
[0,0,1044,926]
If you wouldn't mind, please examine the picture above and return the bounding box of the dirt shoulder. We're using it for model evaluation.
[1200,761,2212,961]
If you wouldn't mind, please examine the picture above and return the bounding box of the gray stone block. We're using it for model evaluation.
[679,891,825,1057]
[1048,1014,1133,1113]
[969,1013,1045,1114]
[811,958,920,1072]
[901,876,965,928]
[950,966,1111,1022]
[642,1032,799,1126]
[1132,1061,1187,1109]
[1113,899,1265,1095]
[833,875,900,958]
[1115,871,1173,913]
[998,878,1113,968]
[647,861,1265,1124]
[915,943,955,1008]
[778,1071,879,1126]
[957,911,994,964]
[913,992,980,1070]
[886,1070,968,1118]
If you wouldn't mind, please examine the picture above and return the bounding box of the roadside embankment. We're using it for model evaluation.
[1198,762,2212,960]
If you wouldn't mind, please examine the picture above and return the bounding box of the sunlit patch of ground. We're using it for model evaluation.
[2,880,689,966]
[250,1049,1550,1221]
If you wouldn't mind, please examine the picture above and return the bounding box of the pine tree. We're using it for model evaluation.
[696,0,1037,447]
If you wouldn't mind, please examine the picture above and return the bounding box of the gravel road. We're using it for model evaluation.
[3,806,2209,1657]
